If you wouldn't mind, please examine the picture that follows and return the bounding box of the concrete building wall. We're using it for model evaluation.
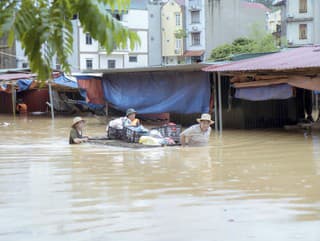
[68,20,80,72]
[148,2,162,66]
[99,55,124,69]
[313,0,320,44]
[205,0,268,60]
[287,0,313,18]
[287,21,314,45]
[79,53,99,70]
[267,9,281,33]
[161,0,184,58]
[124,54,149,67]
[185,0,206,63]
[77,6,149,70]
[284,0,319,45]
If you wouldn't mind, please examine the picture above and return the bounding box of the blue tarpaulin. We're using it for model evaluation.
[235,84,293,101]
[102,72,210,114]
[17,79,33,92]
[54,75,78,89]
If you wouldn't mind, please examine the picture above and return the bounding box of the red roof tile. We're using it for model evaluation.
[203,46,320,73]
[184,50,205,57]
[241,2,270,12]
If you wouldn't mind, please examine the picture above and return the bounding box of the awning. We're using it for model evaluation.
[184,50,204,57]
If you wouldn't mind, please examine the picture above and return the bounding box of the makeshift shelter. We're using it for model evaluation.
[0,69,80,117]
[87,64,211,116]
[203,46,320,131]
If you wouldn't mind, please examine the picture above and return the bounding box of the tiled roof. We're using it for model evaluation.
[241,1,270,12]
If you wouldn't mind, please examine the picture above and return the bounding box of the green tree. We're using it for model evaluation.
[210,24,277,61]
[0,0,140,81]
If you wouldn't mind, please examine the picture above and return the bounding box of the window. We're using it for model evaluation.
[299,0,307,13]
[108,59,116,69]
[85,33,92,45]
[129,56,137,62]
[175,13,181,26]
[22,62,29,68]
[191,10,200,23]
[112,13,123,21]
[299,24,307,40]
[191,56,201,63]
[191,32,200,45]
[175,39,181,49]
[86,59,93,69]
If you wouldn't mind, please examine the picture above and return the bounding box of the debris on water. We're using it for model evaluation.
[0,122,10,127]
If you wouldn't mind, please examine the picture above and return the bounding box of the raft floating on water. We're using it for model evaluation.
[88,137,180,148]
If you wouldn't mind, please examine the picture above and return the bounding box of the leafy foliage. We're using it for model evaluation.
[0,0,140,81]
[174,29,187,39]
[210,24,278,61]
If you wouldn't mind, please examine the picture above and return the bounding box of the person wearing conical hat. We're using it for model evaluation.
[180,113,214,146]
[69,116,89,144]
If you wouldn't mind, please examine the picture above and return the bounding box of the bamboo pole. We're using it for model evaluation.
[48,81,54,120]
[213,73,218,133]
[218,72,223,135]
[11,83,16,118]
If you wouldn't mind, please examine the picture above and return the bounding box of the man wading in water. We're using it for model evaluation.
[69,117,89,144]
[180,113,214,146]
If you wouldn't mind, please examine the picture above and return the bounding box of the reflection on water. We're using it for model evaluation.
[0,115,319,241]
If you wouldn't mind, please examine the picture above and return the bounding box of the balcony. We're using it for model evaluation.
[286,14,313,23]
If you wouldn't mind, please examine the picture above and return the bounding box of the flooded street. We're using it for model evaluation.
[0,115,319,241]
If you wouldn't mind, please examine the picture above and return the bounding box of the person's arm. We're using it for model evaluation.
[180,134,187,146]
[70,128,88,144]
[73,137,88,144]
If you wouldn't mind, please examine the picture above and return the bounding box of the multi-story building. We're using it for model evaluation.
[15,1,150,71]
[267,9,282,46]
[205,0,269,60]
[148,0,163,66]
[79,0,149,70]
[1,36,17,69]
[184,0,206,63]
[161,0,185,65]
[274,0,320,46]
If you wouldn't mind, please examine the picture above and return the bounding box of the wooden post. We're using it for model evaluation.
[11,83,16,118]
[48,81,54,120]
[218,72,223,135]
[213,73,218,133]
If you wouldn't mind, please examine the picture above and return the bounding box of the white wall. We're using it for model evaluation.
[79,54,99,70]
[99,55,124,69]
[286,0,315,45]
[132,31,148,53]
[287,22,314,45]
[287,0,313,18]
[79,27,99,52]
[122,9,149,29]
[185,0,206,51]
[124,54,148,67]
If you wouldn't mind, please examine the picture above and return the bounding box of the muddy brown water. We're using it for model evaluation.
[0,115,319,241]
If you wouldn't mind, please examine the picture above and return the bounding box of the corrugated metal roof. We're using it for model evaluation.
[84,64,209,74]
[0,73,35,81]
[203,46,320,73]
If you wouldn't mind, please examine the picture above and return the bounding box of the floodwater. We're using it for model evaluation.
[0,115,319,241]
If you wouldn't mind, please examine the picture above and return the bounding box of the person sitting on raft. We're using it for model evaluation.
[180,113,214,146]
[123,108,140,127]
[69,116,89,144]
[123,108,148,133]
